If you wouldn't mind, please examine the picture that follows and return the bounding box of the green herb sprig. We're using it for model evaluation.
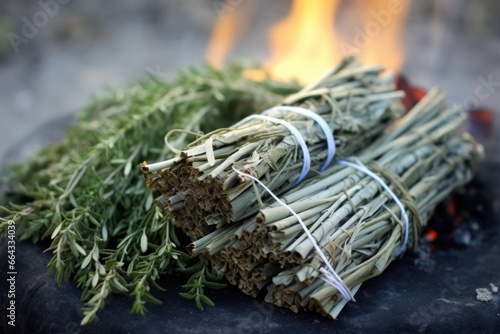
[0,65,299,325]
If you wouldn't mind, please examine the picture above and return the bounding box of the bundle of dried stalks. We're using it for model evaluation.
[188,88,482,317]
[143,56,405,240]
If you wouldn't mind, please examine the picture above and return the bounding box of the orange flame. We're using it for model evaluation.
[356,0,410,72]
[206,0,410,84]
[205,4,251,68]
[262,0,342,83]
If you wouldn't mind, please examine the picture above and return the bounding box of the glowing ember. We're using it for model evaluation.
[422,180,493,250]
[467,108,494,139]
[425,229,438,242]
[396,75,426,110]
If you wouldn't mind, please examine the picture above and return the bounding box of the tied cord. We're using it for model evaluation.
[232,167,355,302]
[231,106,350,299]
[232,106,336,185]
[336,160,410,256]
[262,106,336,172]
[232,114,310,186]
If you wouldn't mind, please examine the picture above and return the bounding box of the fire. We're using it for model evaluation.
[205,3,250,68]
[206,0,410,84]
[259,0,342,83]
[356,0,410,72]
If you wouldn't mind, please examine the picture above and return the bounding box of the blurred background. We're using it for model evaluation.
[0,0,499,165]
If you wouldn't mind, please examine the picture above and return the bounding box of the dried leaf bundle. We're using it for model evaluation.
[144,57,405,240]
[188,88,483,318]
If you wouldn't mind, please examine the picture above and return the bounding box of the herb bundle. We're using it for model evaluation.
[0,65,299,324]
[143,56,405,240]
[188,88,483,317]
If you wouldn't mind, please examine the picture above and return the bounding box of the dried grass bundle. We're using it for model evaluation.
[188,88,482,318]
[143,56,405,240]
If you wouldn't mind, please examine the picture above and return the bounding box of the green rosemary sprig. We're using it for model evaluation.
[0,64,299,325]
[178,260,227,310]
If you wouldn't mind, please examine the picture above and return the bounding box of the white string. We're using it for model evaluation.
[232,114,311,186]
[336,160,409,256]
[262,106,336,172]
[232,167,355,302]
